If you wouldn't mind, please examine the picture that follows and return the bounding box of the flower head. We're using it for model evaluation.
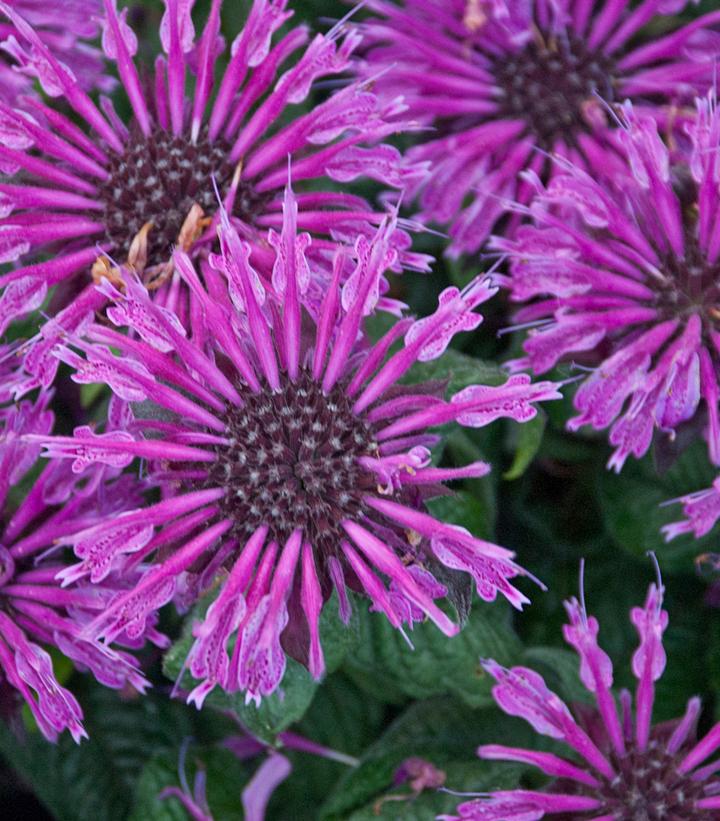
[0,391,156,743]
[32,185,561,707]
[358,0,720,256]
[497,97,720,471]
[0,0,425,329]
[0,0,111,107]
[441,571,720,820]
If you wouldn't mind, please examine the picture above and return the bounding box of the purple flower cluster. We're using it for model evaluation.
[0,388,156,741]
[0,0,111,107]
[3,4,720,819]
[0,0,427,335]
[30,189,559,707]
[496,98,720,472]
[441,572,720,820]
[0,0,567,739]
[358,0,720,256]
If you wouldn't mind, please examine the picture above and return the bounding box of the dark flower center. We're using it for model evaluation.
[202,371,378,562]
[599,739,709,820]
[98,128,266,268]
[657,240,720,329]
[493,32,615,148]
[653,183,720,331]
[553,733,712,821]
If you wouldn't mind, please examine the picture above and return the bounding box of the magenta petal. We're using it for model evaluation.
[241,753,292,821]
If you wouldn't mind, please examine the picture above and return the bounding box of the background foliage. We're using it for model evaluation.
[1,1,718,819]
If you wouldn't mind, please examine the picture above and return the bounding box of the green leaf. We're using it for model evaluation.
[363,311,397,346]
[404,348,507,393]
[129,755,188,821]
[80,381,108,408]
[270,674,387,818]
[520,646,589,705]
[445,256,478,289]
[295,673,387,759]
[596,440,717,573]
[163,591,359,744]
[704,611,720,702]
[344,761,497,821]
[343,597,523,708]
[427,490,494,541]
[504,410,546,480]
[320,698,529,820]
[655,612,711,722]
[0,683,195,821]
[443,428,499,538]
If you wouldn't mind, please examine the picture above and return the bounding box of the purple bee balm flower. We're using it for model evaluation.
[495,96,720,472]
[0,0,112,107]
[30,186,561,707]
[0,0,426,330]
[441,570,720,820]
[0,393,157,743]
[358,0,720,257]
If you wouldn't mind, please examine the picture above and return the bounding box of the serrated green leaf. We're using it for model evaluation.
[343,597,522,709]
[229,658,321,745]
[320,698,529,820]
[443,428,499,539]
